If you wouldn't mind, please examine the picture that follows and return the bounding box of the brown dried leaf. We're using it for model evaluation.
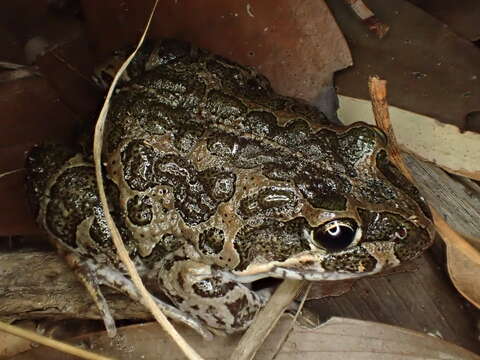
[0,171,39,235]
[11,317,480,360]
[408,0,480,41]
[330,0,480,131]
[81,0,352,101]
[447,243,480,308]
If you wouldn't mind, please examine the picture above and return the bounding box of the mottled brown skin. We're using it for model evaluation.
[25,39,435,336]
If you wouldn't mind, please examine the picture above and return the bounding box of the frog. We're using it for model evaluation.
[25,39,435,338]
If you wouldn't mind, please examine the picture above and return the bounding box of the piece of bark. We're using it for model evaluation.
[404,154,480,244]
[0,250,151,322]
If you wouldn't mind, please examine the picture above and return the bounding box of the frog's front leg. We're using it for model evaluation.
[150,246,267,334]
[64,250,212,339]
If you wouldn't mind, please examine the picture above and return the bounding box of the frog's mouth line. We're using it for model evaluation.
[229,260,384,284]
[230,265,382,284]
[229,241,402,283]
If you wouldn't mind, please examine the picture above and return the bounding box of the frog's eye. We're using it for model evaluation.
[314,220,358,251]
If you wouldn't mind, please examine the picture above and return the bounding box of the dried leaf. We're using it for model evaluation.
[81,0,352,101]
[0,171,39,235]
[407,0,480,41]
[447,244,480,308]
[432,208,480,308]
[11,317,480,360]
[331,0,480,131]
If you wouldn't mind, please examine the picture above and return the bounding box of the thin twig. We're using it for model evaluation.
[0,321,113,360]
[270,283,312,360]
[0,168,24,179]
[229,280,307,360]
[92,1,204,360]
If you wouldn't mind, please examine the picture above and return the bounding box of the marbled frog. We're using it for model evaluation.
[25,39,435,338]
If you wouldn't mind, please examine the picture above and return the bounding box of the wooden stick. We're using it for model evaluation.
[368,76,480,309]
[344,0,389,39]
[368,76,411,180]
[0,250,152,321]
[228,279,306,360]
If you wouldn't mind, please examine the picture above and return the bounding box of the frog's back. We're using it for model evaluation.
[102,39,432,274]
[102,39,338,262]
[103,39,330,157]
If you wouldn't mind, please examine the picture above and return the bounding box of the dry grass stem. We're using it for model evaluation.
[367,76,410,178]
[0,321,114,360]
[92,1,204,359]
[0,168,24,179]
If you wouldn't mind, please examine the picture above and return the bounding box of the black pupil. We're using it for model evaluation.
[315,221,357,251]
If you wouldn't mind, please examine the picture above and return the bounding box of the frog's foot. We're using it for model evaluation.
[65,252,212,339]
[64,253,117,337]
[153,257,267,334]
